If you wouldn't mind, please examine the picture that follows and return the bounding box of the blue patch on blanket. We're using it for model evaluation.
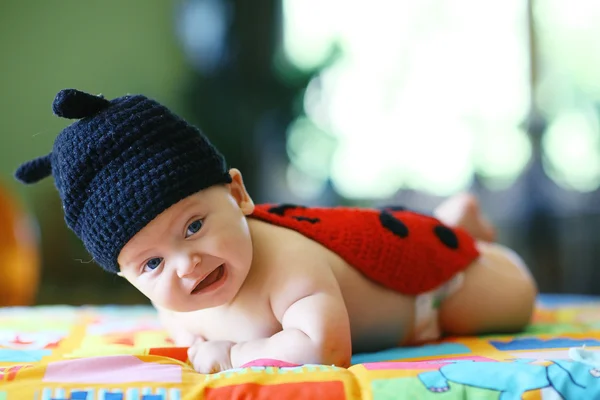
[490,338,600,351]
[352,343,471,364]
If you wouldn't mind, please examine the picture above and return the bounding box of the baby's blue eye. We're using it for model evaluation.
[145,257,163,271]
[186,219,203,238]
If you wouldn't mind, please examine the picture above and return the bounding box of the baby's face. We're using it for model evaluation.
[117,169,255,312]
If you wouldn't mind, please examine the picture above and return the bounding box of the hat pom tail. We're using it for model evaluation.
[15,154,52,184]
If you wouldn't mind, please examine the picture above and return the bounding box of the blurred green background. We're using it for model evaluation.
[1,0,192,304]
[2,0,600,305]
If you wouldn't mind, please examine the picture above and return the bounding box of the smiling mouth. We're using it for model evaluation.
[191,264,226,294]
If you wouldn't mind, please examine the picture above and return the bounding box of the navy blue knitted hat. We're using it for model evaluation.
[15,88,232,273]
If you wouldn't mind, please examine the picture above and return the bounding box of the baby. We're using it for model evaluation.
[16,89,538,374]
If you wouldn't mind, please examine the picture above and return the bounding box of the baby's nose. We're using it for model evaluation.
[176,254,201,278]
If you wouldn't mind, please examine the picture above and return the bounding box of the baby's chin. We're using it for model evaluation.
[156,292,238,312]
[159,300,228,313]
[154,275,244,312]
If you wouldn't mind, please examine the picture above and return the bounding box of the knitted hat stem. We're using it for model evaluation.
[14,154,52,184]
[52,89,111,119]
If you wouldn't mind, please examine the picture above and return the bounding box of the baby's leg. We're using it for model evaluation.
[433,193,496,242]
[438,241,537,335]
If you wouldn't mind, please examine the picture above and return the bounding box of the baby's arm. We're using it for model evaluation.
[230,273,352,368]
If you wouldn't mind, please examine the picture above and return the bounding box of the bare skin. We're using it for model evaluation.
[117,170,537,373]
[434,192,496,243]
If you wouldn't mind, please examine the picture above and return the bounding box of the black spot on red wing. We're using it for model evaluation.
[268,204,304,216]
[434,225,459,249]
[379,211,409,238]
[293,216,320,224]
[378,205,435,218]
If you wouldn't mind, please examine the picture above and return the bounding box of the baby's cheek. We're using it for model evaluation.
[212,229,242,255]
[226,232,252,262]
[130,280,153,300]
[153,278,178,304]
[129,276,167,305]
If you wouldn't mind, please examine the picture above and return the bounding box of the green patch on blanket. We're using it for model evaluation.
[371,378,500,400]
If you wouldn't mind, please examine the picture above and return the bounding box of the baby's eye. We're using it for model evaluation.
[144,257,163,272]
[186,219,203,238]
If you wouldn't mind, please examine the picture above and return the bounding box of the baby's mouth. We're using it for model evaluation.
[191,264,225,294]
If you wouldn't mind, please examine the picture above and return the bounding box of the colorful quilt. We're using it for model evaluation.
[2,295,600,399]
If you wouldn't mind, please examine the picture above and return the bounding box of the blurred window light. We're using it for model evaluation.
[281,0,340,71]
[177,0,231,74]
[542,109,600,192]
[535,0,600,101]
[286,164,328,200]
[286,116,337,182]
[533,0,600,193]
[282,0,531,199]
[473,126,532,191]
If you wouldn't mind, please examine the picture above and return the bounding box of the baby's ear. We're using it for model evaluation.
[240,196,255,215]
[229,168,255,215]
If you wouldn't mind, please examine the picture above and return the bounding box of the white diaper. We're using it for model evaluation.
[411,273,465,343]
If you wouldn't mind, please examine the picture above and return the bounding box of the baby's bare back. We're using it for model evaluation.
[162,219,416,352]
[320,238,415,351]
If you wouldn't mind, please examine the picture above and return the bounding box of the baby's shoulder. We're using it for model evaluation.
[248,222,331,280]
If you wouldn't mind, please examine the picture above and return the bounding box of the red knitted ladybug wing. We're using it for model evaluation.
[249,204,480,295]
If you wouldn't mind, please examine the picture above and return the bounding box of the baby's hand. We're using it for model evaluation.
[188,339,235,374]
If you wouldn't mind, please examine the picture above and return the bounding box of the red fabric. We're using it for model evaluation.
[249,205,480,296]
[205,381,347,400]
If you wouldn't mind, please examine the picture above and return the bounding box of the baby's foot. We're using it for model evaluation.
[434,193,496,242]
